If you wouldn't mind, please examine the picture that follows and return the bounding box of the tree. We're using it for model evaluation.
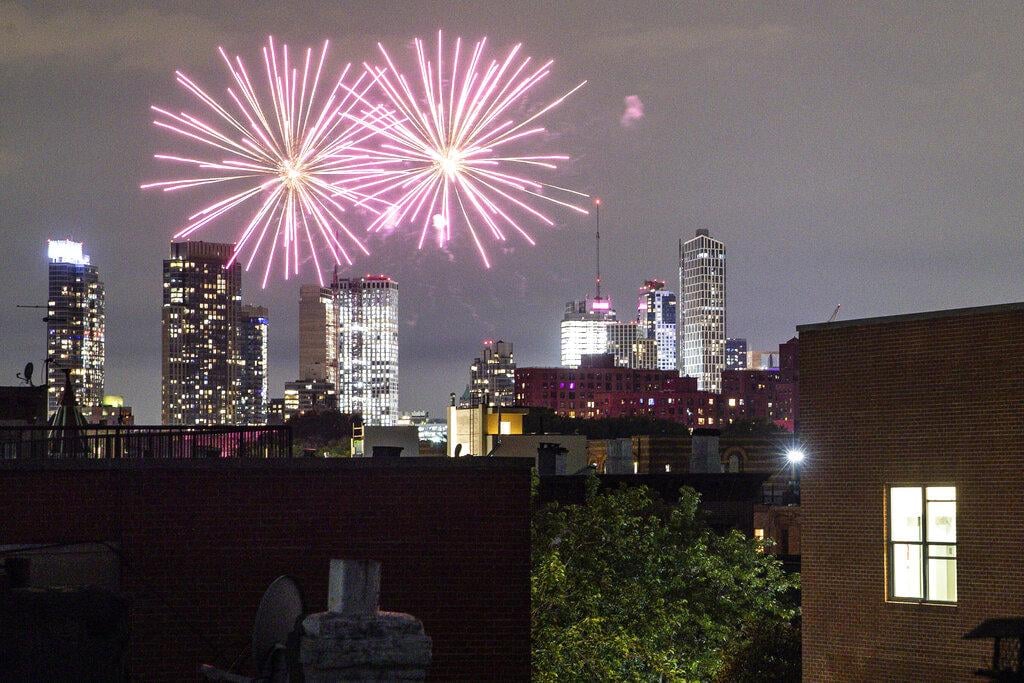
[287,410,358,456]
[531,479,798,681]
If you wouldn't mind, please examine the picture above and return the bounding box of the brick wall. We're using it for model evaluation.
[800,303,1024,681]
[0,458,532,681]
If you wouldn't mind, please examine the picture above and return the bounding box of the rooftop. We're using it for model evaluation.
[797,301,1024,333]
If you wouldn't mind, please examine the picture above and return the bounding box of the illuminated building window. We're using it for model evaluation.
[888,486,956,603]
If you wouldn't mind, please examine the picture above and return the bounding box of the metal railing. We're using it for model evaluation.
[0,425,292,460]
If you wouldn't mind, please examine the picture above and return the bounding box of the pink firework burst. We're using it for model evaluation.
[143,37,389,287]
[346,32,590,267]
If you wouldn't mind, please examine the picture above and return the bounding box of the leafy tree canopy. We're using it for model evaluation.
[531,479,798,681]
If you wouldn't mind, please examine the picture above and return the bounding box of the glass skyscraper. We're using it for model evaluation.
[335,275,399,426]
[46,240,105,416]
[679,229,726,392]
[237,305,269,425]
[636,279,678,371]
[161,241,242,425]
[560,298,616,368]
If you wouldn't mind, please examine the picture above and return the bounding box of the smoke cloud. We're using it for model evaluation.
[620,95,645,127]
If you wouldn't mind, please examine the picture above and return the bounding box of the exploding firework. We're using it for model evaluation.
[143,37,388,286]
[347,32,589,267]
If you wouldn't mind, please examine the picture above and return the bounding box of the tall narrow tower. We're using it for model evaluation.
[161,241,241,425]
[560,197,616,367]
[679,229,726,392]
[46,240,105,416]
[334,275,399,426]
[237,305,269,425]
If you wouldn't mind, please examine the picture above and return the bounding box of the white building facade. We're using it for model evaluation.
[335,276,399,426]
[679,229,726,392]
[560,298,616,368]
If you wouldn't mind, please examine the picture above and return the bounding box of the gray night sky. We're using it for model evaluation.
[2,2,1022,423]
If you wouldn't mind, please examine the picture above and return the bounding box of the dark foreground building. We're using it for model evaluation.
[800,302,1024,680]
[0,456,531,681]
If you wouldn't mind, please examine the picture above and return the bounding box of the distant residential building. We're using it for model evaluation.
[560,298,616,368]
[467,339,516,407]
[267,397,286,425]
[86,394,134,426]
[397,410,447,446]
[516,354,718,428]
[636,279,677,371]
[335,275,399,426]
[298,284,338,387]
[46,239,105,416]
[725,337,747,370]
[237,305,269,425]
[283,379,337,421]
[719,338,797,430]
[298,275,399,426]
[747,349,778,370]
[607,322,657,369]
[161,241,241,425]
[679,229,726,392]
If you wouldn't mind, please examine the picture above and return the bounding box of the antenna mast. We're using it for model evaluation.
[594,198,602,299]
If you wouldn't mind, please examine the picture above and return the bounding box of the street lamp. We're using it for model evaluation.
[785,448,805,465]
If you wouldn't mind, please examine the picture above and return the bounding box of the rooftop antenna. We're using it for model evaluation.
[594,197,602,299]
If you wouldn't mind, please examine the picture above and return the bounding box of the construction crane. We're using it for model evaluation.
[827,304,841,323]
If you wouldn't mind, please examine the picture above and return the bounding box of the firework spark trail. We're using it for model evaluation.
[143,37,394,287]
[342,32,590,267]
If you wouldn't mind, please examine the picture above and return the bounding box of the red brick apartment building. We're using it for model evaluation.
[800,302,1024,680]
[515,355,719,427]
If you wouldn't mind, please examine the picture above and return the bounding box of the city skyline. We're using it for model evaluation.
[3,3,1024,422]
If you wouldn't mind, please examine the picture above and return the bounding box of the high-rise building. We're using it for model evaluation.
[468,339,516,407]
[606,321,657,370]
[283,379,337,421]
[679,229,726,392]
[725,337,748,371]
[560,299,616,368]
[46,240,105,416]
[161,241,241,425]
[298,284,338,388]
[636,279,677,371]
[335,275,399,426]
[237,305,269,425]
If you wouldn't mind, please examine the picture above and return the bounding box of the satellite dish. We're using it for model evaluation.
[252,575,305,676]
[17,362,34,386]
[453,443,462,458]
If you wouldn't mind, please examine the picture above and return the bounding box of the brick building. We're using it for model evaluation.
[719,337,799,431]
[515,354,718,428]
[800,302,1024,680]
[0,458,531,681]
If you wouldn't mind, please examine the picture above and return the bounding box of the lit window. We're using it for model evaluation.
[888,486,956,603]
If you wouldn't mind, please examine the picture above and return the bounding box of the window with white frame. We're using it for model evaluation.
[888,486,957,603]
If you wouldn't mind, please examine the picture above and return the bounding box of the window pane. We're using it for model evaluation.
[928,544,956,558]
[927,558,957,602]
[890,487,922,542]
[926,486,956,501]
[927,501,956,543]
[891,543,922,599]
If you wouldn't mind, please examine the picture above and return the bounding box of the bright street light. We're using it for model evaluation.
[786,448,806,464]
